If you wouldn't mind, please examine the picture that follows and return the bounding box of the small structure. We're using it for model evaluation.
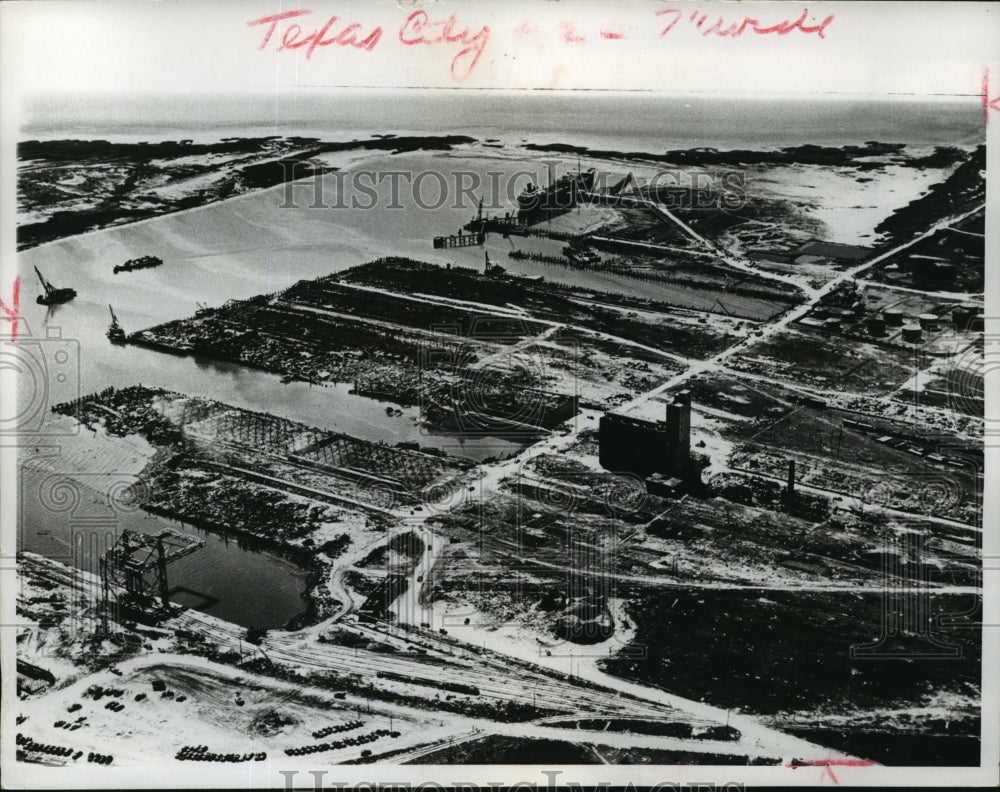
[433,231,482,249]
[645,473,684,499]
[483,251,506,277]
[951,304,973,328]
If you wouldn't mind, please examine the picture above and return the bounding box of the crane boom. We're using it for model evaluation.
[34,266,53,294]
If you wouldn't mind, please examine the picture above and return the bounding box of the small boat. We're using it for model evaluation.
[107,305,126,344]
[34,266,76,306]
[114,255,163,275]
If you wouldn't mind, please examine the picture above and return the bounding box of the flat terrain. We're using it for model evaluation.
[16,137,985,768]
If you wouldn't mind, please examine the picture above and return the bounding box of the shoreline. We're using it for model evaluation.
[16,134,475,252]
[16,135,976,255]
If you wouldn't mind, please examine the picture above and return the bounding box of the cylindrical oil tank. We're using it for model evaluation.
[971,313,985,332]
[918,313,938,330]
[901,324,923,343]
[867,316,887,336]
[884,308,905,326]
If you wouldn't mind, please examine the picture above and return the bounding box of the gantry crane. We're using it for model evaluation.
[100,528,205,629]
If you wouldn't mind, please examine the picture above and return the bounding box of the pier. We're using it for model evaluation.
[432,230,485,249]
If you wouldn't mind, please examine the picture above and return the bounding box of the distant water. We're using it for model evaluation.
[22,91,983,150]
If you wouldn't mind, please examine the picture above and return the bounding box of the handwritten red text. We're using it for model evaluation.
[983,68,1000,124]
[657,7,834,39]
[1,276,21,342]
[787,758,875,785]
[399,10,490,81]
[560,22,585,44]
[247,10,382,59]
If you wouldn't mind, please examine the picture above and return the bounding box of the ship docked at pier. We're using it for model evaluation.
[517,167,597,214]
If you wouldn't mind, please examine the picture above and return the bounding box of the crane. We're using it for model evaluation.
[107,305,125,344]
[100,528,205,630]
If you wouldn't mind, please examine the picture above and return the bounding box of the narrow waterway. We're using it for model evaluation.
[16,149,547,625]
[16,150,553,458]
[19,467,310,628]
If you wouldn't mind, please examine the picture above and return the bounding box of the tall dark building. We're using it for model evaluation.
[598,391,693,479]
[665,389,691,470]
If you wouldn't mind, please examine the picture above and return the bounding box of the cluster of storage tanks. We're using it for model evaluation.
[865,303,984,342]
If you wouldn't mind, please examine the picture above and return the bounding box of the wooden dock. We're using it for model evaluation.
[433,231,485,249]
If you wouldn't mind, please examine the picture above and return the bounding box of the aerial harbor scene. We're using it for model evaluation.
[4,2,993,783]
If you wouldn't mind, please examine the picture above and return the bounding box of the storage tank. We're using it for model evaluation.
[971,313,985,332]
[918,313,939,330]
[901,324,923,343]
[866,316,887,336]
[884,308,905,326]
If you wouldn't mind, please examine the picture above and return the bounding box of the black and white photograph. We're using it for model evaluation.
[1,1,997,787]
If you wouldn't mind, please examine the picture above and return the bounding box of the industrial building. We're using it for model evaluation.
[598,391,694,481]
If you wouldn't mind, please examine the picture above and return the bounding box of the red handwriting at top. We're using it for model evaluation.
[657,7,834,39]
[247,10,489,81]
[1,276,21,342]
[560,21,585,44]
[787,758,875,785]
[399,10,490,82]
[983,68,1000,124]
[247,10,382,59]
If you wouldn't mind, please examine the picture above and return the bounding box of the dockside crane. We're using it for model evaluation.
[99,528,205,631]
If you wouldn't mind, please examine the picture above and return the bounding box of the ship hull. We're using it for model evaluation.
[36,289,76,306]
[114,256,163,274]
[516,170,595,213]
